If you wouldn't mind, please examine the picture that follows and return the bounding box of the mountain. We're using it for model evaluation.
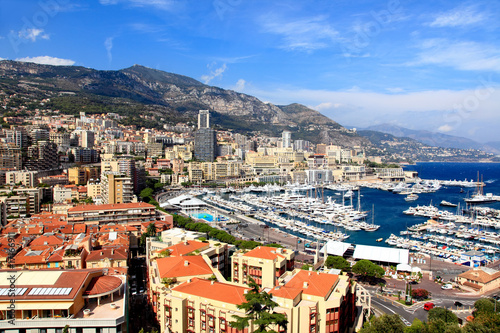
[0,60,495,162]
[363,124,498,153]
[0,60,369,145]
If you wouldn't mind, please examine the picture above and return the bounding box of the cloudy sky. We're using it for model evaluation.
[1,0,500,142]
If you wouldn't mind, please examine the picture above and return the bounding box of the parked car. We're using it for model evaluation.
[442,284,453,290]
[424,302,435,311]
[454,301,463,307]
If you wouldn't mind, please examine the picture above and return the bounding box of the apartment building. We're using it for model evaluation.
[67,202,156,225]
[0,270,126,333]
[5,170,38,187]
[100,172,134,204]
[231,246,295,289]
[68,166,100,185]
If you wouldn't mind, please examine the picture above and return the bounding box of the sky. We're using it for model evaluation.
[1,0,500,143]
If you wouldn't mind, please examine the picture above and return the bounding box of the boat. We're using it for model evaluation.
[405,193,419,202]
[440,200,457,207]
[376,238,383,242]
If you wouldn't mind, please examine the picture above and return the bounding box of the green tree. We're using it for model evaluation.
[360,314,405,333]
[140,187,154,199]
[352,260,384,280]
[325,256,351,271]
[405,318,425,333]
[230,278,288,333]
[146,222,157,237]
[428,307,459,325]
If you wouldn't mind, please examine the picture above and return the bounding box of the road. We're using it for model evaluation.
[364,285,477,326]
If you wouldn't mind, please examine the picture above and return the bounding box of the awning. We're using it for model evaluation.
[0,301,72,310]
[396,264,412,272]
[411,267,422,273]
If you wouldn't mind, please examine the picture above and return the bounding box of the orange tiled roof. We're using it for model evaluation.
[459,268,500,284]
[165,240,208,257]
[173,278,249,305]
[284,270,339,298]
[13,246,53,265]
[156,256,212,279]
[30,234,65,246]
[68,202,155,213]
[83,275,122,296]
[270,285,302,300]
[86,247,128,261]
[243,246,285,260]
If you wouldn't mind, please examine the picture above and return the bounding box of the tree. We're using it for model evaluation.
[230,278,288,333]
[360,314,405,333]
[146,222,157,237]
[428,307,459,325]
[140,187,154,199]
[411,288,429,300]
[352,260,384,280]
[405,318,425,333]
[325,256,351,271]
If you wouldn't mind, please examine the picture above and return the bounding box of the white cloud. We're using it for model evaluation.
[428,6,485,27]
[201,63,227,84]
[410,39,500,72]
[233,79,246,91]
[105,37,113,62]
[259,14,338,51]
[99,0,173,10]
[386,87,404,93]
[18,28,49,42]
[437,124,453,132]
[242,84,500,142]
[15,56,75,66]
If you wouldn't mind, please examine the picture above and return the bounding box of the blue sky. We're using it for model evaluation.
[1,0,500,143]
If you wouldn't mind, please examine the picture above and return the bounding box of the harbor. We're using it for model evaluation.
[195,162,500,266]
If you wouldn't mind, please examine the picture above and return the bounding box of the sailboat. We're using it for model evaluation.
[362,204,380,232]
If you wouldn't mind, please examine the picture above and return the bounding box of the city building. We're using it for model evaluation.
[457,267,500,294]
[67,202,157,225]
[198,109,210,129]
[25,141,59,171]
[68,166,100,185]
[0,270,127,333]
[80,130,95,148]
[231,246,295,289]
[282,130,292,149]
[5,170,38,187]
[194,128,217,162]
[100,172,134,204]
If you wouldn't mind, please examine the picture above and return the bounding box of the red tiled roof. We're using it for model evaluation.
[459,268,500,284]
[243,246,285,260]
[165,240,208,257]
[156,256,212,278]
[68,202,155,213]
[270,285,302,300]
[30,234,65,246]
[83,275,122,296]
[86,247,128,261]
[173,278,250,305]
[284,270,339,298]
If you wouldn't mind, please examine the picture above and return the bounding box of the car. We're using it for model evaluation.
[424,302,435,311]
[442,284,453,290]
[454,301,463,307]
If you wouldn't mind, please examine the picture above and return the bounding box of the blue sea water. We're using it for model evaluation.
[295,162,500,248]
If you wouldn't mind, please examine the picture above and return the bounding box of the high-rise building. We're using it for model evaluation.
[0,142,22,170]
[198,110,210,129]
[25,141,59,171]
[282,130,292,148]
[100,172,134,204]
[194,128,217,162]
[80,130,95,148]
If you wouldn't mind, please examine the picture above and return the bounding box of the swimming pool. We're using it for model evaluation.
[193,213,213,222]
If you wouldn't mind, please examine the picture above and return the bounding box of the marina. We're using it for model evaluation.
[200,162,500,265]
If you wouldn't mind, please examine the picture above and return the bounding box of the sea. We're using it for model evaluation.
[331,162,500,248]
[253,162,500,250]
